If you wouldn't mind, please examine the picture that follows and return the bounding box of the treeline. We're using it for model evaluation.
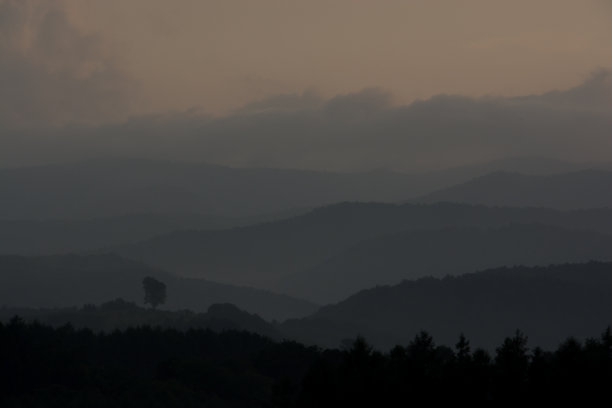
[0,299,280,339]
[2,319,612,407]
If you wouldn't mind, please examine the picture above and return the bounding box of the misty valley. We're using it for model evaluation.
[2,159,612,405]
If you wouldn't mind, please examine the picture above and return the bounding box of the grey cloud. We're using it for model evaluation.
[0,0,137,127]
[236,90,324,115]
[1,71,611,172]
[323,88,393,118]
[511,70,612,111]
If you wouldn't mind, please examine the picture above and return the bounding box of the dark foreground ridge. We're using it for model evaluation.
[2,319,612,406]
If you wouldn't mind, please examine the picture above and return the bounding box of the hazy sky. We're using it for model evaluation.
[58,0,612,116]
[1,0,611,171]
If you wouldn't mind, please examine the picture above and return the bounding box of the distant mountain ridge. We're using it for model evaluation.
[0,156,602,220]
[418,169,612,209]
[6,164,612,260]
[0,212,307,255]
[278,224,612,303]
[111,202,612,294]
[0,158,414,219]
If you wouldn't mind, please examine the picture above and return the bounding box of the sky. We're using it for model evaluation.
[63,0,612,116]
[0,0,611,171]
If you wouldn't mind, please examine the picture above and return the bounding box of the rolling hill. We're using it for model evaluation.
[0,301,282,339]
[418,170,612,209]
[0,212,306,255]
[277,224,612,303]
[280,262,612,350]
[0,254,317,321]
[0,157,598,221]
[111,202,612,291]
[0,158,416,219]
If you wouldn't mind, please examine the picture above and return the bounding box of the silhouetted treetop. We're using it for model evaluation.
[142,276,166,309]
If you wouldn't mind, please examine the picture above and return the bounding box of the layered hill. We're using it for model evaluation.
[0,158,416,219]
[278,224,612,303]
[0,157,596,221]
[418,170,612,209]
[0,254,316,321]
[281,262,612,350]
[112,202,612,290]
[0,212,302,255]
[0,300,281,339]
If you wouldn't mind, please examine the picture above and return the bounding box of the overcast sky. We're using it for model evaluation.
[67,0,612,116]
[1,0,611,171]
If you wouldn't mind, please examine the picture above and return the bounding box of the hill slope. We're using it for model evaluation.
[0,254,317,321]
[278,224,612,303]
[418,170,612,209]
[0,158,420,219]
[112,202,612,289]
[0,211,312,255]
[281,262,612,350]
[0,157,598,220]
[0,300,281,339]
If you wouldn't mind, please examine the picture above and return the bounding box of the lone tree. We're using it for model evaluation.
[142,276,166,309]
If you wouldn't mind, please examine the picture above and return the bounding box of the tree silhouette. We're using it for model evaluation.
[455,333,471,363]
[142,276,166,309]
[495,329,529,400]
[3,320,612,406]
[408,330,435,362]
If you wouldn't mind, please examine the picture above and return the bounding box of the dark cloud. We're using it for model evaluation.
[0,0,137,127]
[1,70,611,172]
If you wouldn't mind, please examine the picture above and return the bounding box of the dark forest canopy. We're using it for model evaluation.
[0,299,282,340]
[4,261,612,352]
[2,319,612,407]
